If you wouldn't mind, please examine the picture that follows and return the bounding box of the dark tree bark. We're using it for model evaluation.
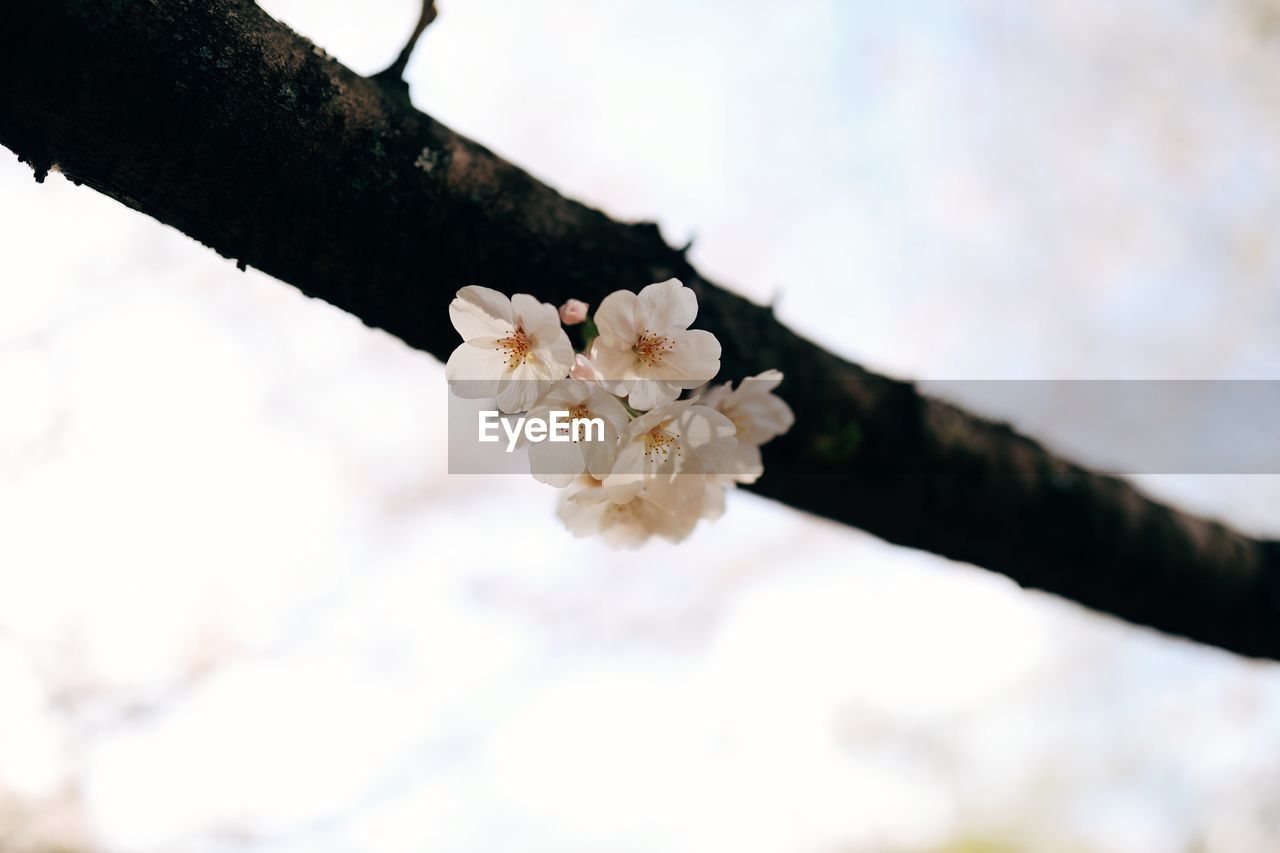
[2,0,1278,659]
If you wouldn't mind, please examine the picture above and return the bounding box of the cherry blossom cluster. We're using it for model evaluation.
[445,279,794,547]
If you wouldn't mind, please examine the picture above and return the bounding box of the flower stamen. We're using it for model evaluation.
[643,427,681,462]
[633,329,672,366]
[568,403,592,442]
[495,327,532,368]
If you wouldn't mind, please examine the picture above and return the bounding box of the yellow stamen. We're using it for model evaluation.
[643,427,681,462]
[633,329,672,366]
[568,403,592,442]
[495,328,531,368]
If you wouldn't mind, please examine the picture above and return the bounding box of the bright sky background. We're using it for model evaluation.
[2,1,1280,851]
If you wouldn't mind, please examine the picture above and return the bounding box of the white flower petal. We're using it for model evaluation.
[556,475,705,548]
[677,405,738,473]
[445,340,506,397]
[556,496,600,538]
[678,405,736,448]
[729,442,764,484]
[637,278,698,333]
[696,381,732,409]
[742,369,784,395]
[528,324,574,380]
[568,479,612,506]
[700,480,729,520]
[495,362,547,412]
[589,342,638,381]
[526,379,587,415]
[529,438,586,488]
[645,468,704,513]
[626,399,693,435]
[603,443,648,504]
[449,286,514,340]
[512,293,562,340]
[598,501,657,548]
[626,377,682,411]
[743,395,795,443]
[581,424,620,479]
[713,370,795,445]
[660,329,721,386]
[586,387,632,433]
[594,289,641,348]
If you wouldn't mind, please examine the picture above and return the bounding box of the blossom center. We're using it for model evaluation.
[496,327,532,368]
[643,427,681,462]
[604,501,639,521]
[568,403,592,441]
[632,330,672,366]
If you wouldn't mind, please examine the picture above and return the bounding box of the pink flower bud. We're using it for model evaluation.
[559,298,590,325]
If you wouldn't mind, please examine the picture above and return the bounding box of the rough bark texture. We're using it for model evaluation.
[2,0,1278,659]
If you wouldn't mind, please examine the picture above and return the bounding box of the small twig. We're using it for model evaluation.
[375,0,437,86]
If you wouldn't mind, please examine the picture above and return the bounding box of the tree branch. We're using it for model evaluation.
[2,0,1278,658]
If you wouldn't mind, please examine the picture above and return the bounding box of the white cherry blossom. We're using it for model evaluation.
[703,369,795,484]
[589,278,721,410]
[603,399,737,511]
[445,286,574,413]
[443,282,794,547]
[556,475,700,548]
[523,379,630,488]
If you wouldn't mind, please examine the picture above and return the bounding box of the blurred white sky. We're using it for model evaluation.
[2,1,1280,851]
